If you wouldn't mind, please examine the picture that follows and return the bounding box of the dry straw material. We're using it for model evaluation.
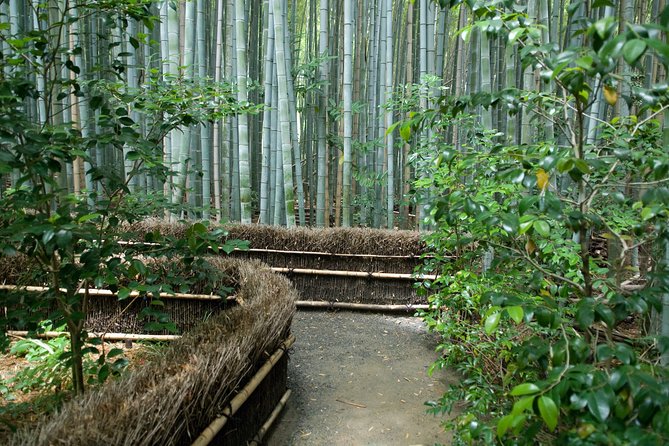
[126,219,428,257]
[8,258,297,446]
[123,220,432,305]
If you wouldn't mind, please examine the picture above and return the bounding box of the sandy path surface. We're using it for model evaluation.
[265,310,457,446]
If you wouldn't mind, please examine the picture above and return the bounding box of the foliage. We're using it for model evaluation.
[411,2,669,445]
[0,2,249,395]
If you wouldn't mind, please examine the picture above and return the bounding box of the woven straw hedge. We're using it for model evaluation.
[1,255,243,334]
[8,258,297,446]
[122,220,431,305]
[126,219,428,256]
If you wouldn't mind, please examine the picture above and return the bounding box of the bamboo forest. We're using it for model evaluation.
[2,0,669,444]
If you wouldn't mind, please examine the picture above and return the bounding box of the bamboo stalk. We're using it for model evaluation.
[0,285,234,301]
[248,389,292,446]
[296,300,428,313]
[191,335,296,446]
[7,331,181,342]
[271,267,437,281]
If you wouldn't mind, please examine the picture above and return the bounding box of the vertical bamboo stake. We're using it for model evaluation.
[272,0,296,227]
[212,0,225,220]
[260,1,275,225]
[316,0,329,227]
[341,0,353,227]
[385,0,394,228]
[235,0,253,224]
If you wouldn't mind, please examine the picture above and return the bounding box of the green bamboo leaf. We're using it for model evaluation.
[506,306,524,324]
[622,39,647,65]
[538,396,559,431]
[400,123,412,142]
[510,382,541,396]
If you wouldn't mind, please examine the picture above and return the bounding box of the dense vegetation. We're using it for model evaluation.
[1,0,669,444]
[415,1,669,444]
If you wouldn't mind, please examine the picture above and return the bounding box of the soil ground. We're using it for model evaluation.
[265,310,458,446]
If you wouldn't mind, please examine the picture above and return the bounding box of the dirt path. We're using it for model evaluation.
[265,311,457,446]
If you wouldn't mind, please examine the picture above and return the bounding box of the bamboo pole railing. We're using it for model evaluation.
[270,267,437,281]
[248,389,292,446]
[7,330,181,342]
[0,285,234,301]
[115,239,443,260]
[296,300,428,313]
[191,335,296,446]
[240,247,439,259]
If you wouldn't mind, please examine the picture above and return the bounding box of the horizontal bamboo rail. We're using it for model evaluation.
[271,267,437,281]
[248,389,292,446]
[0,285,234,301]
[241,247,439,260]
[296,300,428,313]
[191,335,296,446]
[7,330,181,342]
[115,239,443,260]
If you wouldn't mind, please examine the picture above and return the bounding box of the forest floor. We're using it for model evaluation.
[265,310,458,446]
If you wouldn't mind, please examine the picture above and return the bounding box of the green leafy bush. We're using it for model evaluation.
[410,3,669,445]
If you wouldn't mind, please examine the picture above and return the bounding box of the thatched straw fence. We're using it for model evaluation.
[6,258,298,445]
[127,221,437,306]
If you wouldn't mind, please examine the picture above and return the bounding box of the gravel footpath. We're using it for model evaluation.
[265,310,457,446]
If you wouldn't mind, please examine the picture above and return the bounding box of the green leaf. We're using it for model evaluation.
[506,306,524,324]
[118,116,135,126]
[511,395,536,415]
[107,348,124,358]
[117,288,131,300]
[98,363,110,382]
[484,311,501,334]
[538,396,559,431]
[614,343,635,365]
[400,123,411,142]
[78,213,101,223]
[510,383,541,396]
[575,299,595,329]
[55,230,73,249]
[508,27,525,44]
[640,207,657,221]
[586,390,611,422]
[533,220,550,237]
[497,414,513,438]
[595,304,615,327]
[573,159,591,174]
[89,96,103,109]
[500,214,519,235]
[622,39,647,65]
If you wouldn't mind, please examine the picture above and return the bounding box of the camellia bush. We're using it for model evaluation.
[0,2,252,396]
[408,2,669,445]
